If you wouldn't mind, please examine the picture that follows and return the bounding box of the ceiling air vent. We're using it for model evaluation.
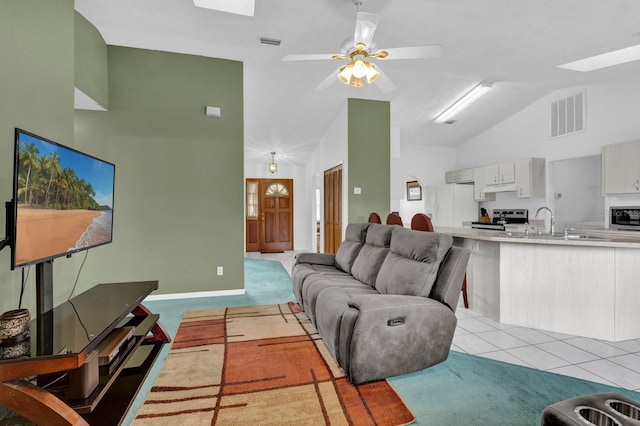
[259,37,281,46]
[550,91,585,139]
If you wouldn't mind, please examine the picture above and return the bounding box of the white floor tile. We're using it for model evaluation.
[608,353,640,375]
[476,330,529,350]
[606,339,640,354]
[536,340,600,364]
[476,316,517,330]
[452,334,500,355]
[457,317,497,334]
[578,359,640,390]
[503,327,557,345]
[538,329,576,341]
[564,337,628,358]
[506,346,570,371]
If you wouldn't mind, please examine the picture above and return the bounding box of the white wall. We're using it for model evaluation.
[454,77,640,225]
[393,134,457,223]
[457,77,640,168]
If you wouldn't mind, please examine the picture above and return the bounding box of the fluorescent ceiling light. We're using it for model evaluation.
[193,0,255,17]
[434,82,493,124]
[557,44,640,72]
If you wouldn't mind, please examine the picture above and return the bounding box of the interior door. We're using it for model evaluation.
[246,178,294,253]
[260,179,293,253]
[323,165,342,254]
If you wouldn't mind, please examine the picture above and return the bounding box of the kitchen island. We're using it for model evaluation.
[437,227,640,342]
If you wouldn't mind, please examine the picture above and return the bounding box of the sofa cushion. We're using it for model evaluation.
[350,224,393,287]
[334,223,369,274]
[375,227,453,297]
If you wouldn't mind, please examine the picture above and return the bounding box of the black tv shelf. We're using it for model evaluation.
[0,281,170,425]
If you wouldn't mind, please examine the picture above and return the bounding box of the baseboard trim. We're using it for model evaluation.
[145,289,245,301]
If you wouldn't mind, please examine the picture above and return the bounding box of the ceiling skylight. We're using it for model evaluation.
[193,0,255,17]
[558,44,640,72]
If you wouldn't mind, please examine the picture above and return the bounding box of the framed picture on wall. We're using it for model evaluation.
[406,181,422,201]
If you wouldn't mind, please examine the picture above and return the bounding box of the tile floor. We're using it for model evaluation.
[247,250,640,392]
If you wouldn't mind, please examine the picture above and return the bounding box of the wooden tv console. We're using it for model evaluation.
[0,281,170,425]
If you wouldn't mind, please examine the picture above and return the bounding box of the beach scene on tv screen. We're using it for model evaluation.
[15,132,114,266]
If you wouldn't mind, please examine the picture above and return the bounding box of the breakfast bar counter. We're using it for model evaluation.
[435,227,640,342]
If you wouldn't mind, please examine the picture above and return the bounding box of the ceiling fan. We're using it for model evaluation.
[283,4,443,93]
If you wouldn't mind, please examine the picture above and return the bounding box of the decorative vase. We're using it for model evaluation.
[0,308,31,343]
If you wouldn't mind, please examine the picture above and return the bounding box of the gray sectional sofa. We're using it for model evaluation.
[292,223,470,384]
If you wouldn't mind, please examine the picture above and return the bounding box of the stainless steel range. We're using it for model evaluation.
[471,209,529,231]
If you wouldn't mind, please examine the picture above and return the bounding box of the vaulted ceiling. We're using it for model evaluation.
[75,0,640,167]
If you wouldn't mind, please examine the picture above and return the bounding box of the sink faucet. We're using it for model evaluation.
[535,206,555,235]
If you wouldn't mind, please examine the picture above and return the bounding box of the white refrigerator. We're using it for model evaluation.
[424,184,478,228]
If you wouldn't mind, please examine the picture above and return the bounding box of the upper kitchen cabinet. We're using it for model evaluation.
[515,158,545,199]
[602,139,640,196]
[472,167,496,201]
[445,168,474,184]
[485,162,515,186]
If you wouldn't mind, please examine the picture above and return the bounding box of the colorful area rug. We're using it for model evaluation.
[132,302,415,425]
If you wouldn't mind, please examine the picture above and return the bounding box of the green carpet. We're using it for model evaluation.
[125,258,640,425]
[390,350,640,425]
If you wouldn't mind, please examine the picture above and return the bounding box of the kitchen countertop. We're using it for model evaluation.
[434,226,640,248]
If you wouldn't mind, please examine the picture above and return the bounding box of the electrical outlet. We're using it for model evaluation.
[217,266,223,276]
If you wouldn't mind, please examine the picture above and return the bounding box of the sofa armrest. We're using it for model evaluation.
[294,252,335,266]
[339,294,457,384]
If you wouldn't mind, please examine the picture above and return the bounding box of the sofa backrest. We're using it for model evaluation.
[334,223,369,274]
[350,224,394,286]
[374,227,453,297]
[428,246,470,311]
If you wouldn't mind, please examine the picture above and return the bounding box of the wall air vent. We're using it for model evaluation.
[550,91,585,139]
[259,37,281,46]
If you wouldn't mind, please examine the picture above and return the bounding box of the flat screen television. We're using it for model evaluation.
[10,128,115,270]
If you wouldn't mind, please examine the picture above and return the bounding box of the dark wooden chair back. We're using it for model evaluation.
[368,212,382,224]
[410,213,435,232]
[386,213,403,226]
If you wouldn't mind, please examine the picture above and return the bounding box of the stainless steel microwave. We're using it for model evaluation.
[610,206,640,230]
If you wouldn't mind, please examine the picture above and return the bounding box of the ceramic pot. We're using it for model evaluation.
[0,309,30,342]
[0,339,31,359]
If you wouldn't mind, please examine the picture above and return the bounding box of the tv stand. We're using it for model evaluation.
[0,281,170,425]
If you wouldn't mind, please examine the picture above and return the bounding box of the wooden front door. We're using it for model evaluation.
[245,179,294,253]
[324,165,342,254]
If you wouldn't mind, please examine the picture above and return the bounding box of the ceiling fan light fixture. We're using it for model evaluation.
[365,62,380,83]
[351,59,368,78]
[350,76,365,88]
[338,64,354,84]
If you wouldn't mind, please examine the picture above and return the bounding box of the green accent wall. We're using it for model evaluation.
[0,0,76,315]
[347,98,390,223]
[75,12,108,109]
[0,4,245,316]
[75,47,245,296]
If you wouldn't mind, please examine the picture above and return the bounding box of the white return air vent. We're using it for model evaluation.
[550,91,585,139]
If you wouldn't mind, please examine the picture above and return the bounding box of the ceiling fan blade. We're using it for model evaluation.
[378,44,444,60]
[315,68,340,92]
[354,12,379,48]
[373,65,396,93]
[283,53,337,61]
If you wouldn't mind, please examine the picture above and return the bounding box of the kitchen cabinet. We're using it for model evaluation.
[602,139,640,195]
[485,162,515,185]
[445,168,474,184]
[515,158,545,198]
[472,167,496,201]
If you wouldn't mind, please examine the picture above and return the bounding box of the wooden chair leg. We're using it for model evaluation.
[462,274,469,309]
